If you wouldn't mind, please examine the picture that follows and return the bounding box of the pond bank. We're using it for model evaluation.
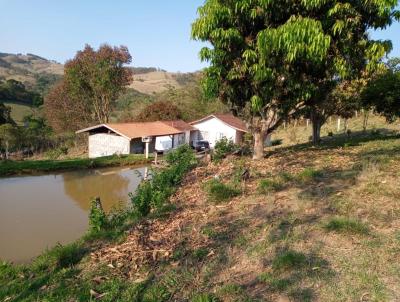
[0,154,152,177]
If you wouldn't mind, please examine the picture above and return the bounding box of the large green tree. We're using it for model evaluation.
[362,58,400,122]
[192,0,399,158]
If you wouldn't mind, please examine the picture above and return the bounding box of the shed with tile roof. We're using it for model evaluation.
[76,120,196,158]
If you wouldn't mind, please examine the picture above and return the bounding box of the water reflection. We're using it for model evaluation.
[0,166,147,263]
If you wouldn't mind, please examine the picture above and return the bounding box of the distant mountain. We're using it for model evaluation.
[0,52,198,95]
[0,52,63,93]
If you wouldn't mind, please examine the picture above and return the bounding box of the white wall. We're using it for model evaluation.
[192,118,238,148]
[89,133,130,158]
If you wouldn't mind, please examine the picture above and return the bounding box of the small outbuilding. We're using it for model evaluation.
[190,114,249,148]
[76,120,196,158]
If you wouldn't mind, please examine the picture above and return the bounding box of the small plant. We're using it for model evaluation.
[258,272,291,291]
[193,247,209,261]
[258,178,285,193]
[204,179,240,203]
[296,168,323,183]
[191,293,219,302]
[88,198,108,233]
[272,250,307,271]
[213,137,237,161]
[324,217,369,235]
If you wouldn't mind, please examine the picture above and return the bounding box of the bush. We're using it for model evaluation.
[213,137,237,162]
[204,179,240,203]
[130,145,197,217]
[52,242,86,268]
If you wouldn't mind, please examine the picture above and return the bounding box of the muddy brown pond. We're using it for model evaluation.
[0,166,148,264]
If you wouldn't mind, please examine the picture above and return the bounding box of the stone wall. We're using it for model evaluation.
[88,133,130,158]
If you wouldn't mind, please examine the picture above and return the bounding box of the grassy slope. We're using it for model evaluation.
[0,154,151,176]
[1,123,400,301]
[1,101,35,125]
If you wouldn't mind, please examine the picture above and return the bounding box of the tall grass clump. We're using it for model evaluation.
[130,145,197,217]
[204,179,241,203]
[324,217,369,235]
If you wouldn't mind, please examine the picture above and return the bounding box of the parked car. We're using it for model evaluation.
[192,140,210,152]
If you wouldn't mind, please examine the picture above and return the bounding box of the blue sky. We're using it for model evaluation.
[0,0,399,72]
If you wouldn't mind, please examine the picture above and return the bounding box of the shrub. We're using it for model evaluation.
[204,179,241,203]
[130,145,197,217]
[213,137,237,161]
[324,217,369,235]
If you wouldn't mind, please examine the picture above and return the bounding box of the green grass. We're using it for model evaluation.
[324,217,370,235]
[272,250,307,271]
[258,178,285,193]
[0,154,151,176]
[204,179,241,203]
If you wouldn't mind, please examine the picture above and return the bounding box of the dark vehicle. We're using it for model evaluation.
[192,140,210,152]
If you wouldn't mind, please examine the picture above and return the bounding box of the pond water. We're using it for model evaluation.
[0,166,148,264]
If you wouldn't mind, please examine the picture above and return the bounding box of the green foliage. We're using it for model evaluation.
[324,217,369,235]
[192,0,398,158]
[204,179,240,203]
[258,178,285,193]
[362,61,400,122]
[0,103,15,125]
[296,168,323,183]
[0,79,43,107]
[130,145,197,217]
[191,293,219,302]
[88,198,108,233]
[213,137,237,161]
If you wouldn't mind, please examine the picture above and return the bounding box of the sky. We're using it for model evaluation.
[0,0,399,72]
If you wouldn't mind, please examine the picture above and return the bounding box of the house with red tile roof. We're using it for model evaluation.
[190,114,249,148]
[76,114,249,158]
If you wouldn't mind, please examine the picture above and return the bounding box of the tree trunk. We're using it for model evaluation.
[312,120,322,144]
[5,141,9,160]
[337,118,341,132]
[310,109,323,145]
[253,129,265,160]
[362,110,369,132]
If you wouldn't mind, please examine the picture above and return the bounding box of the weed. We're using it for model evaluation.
[258,178,285,193]
[296,168,323,183]
[191,293,220,302]
[193,248,209,261]
[204,179,240,203]
[324,217,369,235]
[258,273,291,291]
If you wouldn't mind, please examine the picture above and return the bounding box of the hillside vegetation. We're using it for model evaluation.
[1,123,400,301]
